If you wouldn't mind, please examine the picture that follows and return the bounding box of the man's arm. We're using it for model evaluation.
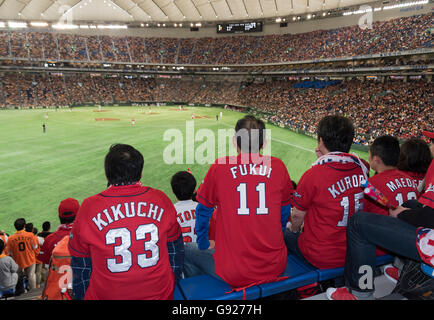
[390,205,434,228]
[167,233,184,284]
[70,256,92,300]
[289,207,306,233]
[195,203,215,250]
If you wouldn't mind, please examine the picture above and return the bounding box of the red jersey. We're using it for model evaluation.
[399,171,425,192]
[69,183,181,300]
[293,159,365,269]
[38,224,73,265]
[196,153,293,288]
[419,161,434,209]
[364,169,419,216]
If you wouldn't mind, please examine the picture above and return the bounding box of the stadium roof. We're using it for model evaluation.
[0,0,381,24]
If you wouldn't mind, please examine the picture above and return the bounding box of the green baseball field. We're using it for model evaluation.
[0,105,369,235]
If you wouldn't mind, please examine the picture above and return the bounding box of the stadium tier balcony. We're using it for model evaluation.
[0,13,431,66]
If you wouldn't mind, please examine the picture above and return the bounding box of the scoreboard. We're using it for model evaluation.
[217,22,262,34]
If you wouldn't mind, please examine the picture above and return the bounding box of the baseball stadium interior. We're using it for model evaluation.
[0,0,433,304]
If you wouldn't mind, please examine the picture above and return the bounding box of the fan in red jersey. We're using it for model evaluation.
[184,115,294,290]
[68,144,182,300]
[287,115,369,269]
[327,159,434,300]
[364,135,420,216]
[38,198,79,265]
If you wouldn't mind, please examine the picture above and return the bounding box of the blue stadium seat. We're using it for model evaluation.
[178,274,260,300]
[258,255,318,298]
[174,284,184,300]
[376,254,394,266]
[316,266,345,282]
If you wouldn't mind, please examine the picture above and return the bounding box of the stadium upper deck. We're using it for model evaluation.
[0,13,431,65]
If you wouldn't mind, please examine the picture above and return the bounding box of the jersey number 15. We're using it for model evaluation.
[338,192,364,227]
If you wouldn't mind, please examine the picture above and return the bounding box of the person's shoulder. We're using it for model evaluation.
[269,156,288,167]
[212,156,236,166]
[369,169,395,183]
[0,255,14,263]
[146,187,173,202]
[7,232,17,240]
[24,231,36,239]
[42,231,57,244]
[395,169,415,179]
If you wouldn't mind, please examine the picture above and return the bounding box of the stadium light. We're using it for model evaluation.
[52,24,79,29]
[8,21,27,28]
[97,24,128,29]
[343,7,372,16]
[383,0,428,10]
[275,18,282,23]
[30,21,49,27]
[79,25,90,29]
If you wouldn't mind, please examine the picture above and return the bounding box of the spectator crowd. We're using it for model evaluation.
[0,73,432,143]
[0,14,431,64]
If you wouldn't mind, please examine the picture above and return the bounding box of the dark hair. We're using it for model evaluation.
[397,138,432,174]
[0,239,4,255]
[235,115,266,153]
[171,171,197,201]
[14,218,26,231]
[60,216,75,225]
[25,223,33,233]
[370,135,400,167]
[105,144,144,186]
[42,221,51,232]
[317,115,354,153]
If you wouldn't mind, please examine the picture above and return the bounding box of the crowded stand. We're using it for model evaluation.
[0,14,431,64]
[0,73,432,143]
